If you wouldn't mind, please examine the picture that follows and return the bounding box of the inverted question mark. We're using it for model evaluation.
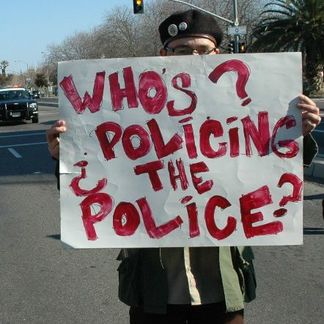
[209,59,252,106]
[274,173,303,217]
[70,160,107,196]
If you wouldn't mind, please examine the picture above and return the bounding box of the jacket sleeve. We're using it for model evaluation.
[303,133,318,167]
[234,246,257,303]
[55,160,60,190]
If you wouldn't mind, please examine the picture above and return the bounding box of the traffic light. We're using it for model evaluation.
[239,42,246,53]
[228,41,235,54]
[133,0,144,14]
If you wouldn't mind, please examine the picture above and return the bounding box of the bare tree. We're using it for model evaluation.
[45,0,186,63]
[44,0,267,68]
[0,60,9,76]
[46,30,96,63]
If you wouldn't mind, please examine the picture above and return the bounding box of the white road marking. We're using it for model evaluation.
[0,142,47,149]
[8,148,22,158]
[0,132,45,139]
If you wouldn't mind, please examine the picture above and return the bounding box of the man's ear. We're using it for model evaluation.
[215,47,220,54]
[160,48,167,56]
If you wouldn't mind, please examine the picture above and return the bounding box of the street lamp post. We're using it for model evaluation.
[41,52,51,95]
[233,0,240,53]
[14,60,30,88]
[14,60,29,72]
[168,0,234,24]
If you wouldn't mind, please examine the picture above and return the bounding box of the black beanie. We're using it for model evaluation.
[159,9,223,47]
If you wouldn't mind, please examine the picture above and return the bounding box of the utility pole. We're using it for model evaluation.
[233,0,240,53]
[168,0,234,24]
[168,0,247,53]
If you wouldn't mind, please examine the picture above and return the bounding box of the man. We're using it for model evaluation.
[47,9,321,324]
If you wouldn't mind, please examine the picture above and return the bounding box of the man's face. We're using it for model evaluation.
[161,36,220,56]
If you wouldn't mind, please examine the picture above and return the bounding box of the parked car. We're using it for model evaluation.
[31,90,41,99]
[0,87,38,123]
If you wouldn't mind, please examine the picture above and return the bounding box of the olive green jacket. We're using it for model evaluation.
[117,246,255,314]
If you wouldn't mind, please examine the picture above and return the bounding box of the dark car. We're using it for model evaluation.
[0,88,38,123]
[31,90,41,99]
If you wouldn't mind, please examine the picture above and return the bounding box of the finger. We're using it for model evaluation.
[46,120,66,159]
[302,118,321,136]
[49,119,66,131]
[298,103,320,115]
[48,140,60,160]
[46,127,65,142]
[303,119,317,128]
[48,135,60,149]
[298,94,316,106]
[47,135,59,151]
[302,111,322,125]
[46,120,67,142]
[303,124,316,136]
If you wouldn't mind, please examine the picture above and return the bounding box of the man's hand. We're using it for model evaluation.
[298,94,321,136]
[46,120,66,160]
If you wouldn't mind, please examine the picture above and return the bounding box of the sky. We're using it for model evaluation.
[0,0,149,74]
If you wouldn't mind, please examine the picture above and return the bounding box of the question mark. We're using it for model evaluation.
[70,160,107,196]
[209,59,252,106]
[274,173,303,217]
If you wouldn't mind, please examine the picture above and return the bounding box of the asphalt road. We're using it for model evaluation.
[0,103,323,324]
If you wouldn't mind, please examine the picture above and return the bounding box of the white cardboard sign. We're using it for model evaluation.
[59,53,303,248]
